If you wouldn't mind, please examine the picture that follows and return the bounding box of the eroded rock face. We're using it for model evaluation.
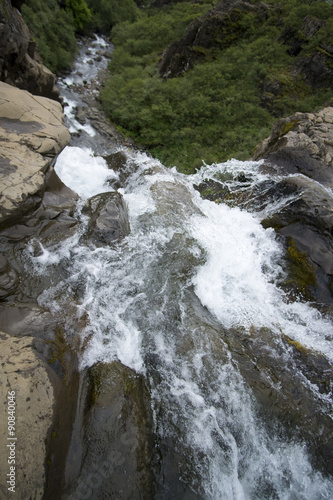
[0,0,60,101]
[250,107,333,302]
[0,332,54,500]
[63,362,156,499]
[81,191,130,246]
[0,82,71,229]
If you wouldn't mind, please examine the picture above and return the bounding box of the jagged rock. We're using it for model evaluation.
[81,191,130,246]
[250,107,333,302]
[0,0,60,101]
[193,178,230,202]
[0,332,54,499]
[0,82,71,229]
[252,107,333,185]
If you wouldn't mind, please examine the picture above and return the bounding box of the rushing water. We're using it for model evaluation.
[29,37,333,498]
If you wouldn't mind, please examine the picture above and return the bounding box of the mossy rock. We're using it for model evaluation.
[282,236,317,301]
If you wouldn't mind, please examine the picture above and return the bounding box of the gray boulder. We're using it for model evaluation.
[81,191,130,246]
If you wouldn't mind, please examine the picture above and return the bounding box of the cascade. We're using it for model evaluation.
[28,36,333,498]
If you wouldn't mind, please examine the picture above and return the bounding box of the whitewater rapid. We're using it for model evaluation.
[26,35,333,499]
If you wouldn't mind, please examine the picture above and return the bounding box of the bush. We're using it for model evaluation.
[66,0,92,30]
[85,0,140,33]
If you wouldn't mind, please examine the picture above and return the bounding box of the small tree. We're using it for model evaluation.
[66,0,91,30]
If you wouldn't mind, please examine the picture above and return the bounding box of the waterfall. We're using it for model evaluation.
[28,36,333,499]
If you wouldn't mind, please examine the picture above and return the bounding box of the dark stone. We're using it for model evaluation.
[81,191,130,246]
[193,178,230,202]
[103,151,140,189]
[63,362,156,499]
[224,325,333,474]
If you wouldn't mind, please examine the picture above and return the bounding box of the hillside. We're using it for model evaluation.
[100,0,333,173]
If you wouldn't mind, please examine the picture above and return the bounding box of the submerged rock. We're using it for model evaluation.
[81,191,130,246]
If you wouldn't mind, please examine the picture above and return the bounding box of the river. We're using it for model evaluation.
[29,36,333,498]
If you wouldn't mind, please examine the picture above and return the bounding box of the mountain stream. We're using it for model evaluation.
[28,36,333,499]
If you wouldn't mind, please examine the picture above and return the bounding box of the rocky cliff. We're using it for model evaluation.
[0,82,71,228]
[0,0,60,100]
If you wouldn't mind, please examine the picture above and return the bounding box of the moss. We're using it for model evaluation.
[261,217,285,231]
[284,237,317,300]
[88,364,103,406]
[282,333,310,355]
[278,119,299,137]
[317,46,333,59]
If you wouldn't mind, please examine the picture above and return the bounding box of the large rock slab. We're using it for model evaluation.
[249,107,333,302]
[0,82,71,228]
[0,332,54,499]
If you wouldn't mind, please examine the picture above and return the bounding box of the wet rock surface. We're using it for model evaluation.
[251,107,333,303]
[62,361,156,500]
[81,191,130,246]
[252,107,333,185]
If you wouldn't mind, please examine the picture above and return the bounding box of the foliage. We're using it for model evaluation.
[21,0,78,73]
[100,0,333,173]
[85,0,140,33]
[66,0,92,30]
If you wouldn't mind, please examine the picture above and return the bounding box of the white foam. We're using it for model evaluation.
[55,146,117,197]
[190,200,282,329]
[189,196,333,361]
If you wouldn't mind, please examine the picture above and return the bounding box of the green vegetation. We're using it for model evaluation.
[21,0,138,73]
[21,0,78,73]
[85,0,140,33]
[66,0,92,31]
[99,0,333,173]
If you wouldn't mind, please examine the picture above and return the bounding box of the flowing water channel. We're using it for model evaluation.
[29,37,333,498]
